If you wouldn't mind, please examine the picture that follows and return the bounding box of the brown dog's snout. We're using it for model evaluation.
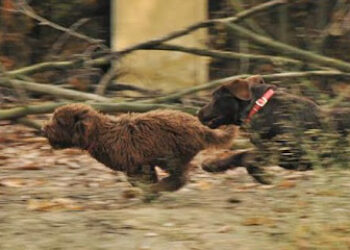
[41,124,48,137]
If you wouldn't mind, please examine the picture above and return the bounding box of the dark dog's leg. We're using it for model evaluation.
[202,149,272,184]
[202,150,249,173]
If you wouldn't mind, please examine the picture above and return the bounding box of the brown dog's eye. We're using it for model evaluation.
[56,118,65,126]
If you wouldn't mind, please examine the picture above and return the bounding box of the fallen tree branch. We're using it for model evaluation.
[0,78,111,102]
[225,22,350,72]
[142,70,350,103]
[147,44,304,67]
[0,102,198,121]
[95,64,119,95]
[16,118,43,130]
[62,82,160,95]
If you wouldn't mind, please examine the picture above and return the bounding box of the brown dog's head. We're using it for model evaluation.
[42,104,98,149]
[198,75,267,128]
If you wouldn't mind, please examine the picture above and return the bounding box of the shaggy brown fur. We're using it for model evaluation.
[198,76,350,184]
[42,104,234,193]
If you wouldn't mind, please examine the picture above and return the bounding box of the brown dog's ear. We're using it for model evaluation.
[223,79,252,101]
[73,109,91,139]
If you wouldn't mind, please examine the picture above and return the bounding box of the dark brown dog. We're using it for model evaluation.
[42,103,234,193]
[198,76,350,184]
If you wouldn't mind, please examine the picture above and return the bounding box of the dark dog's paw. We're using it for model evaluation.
[202,159,232,173]
[246,166,273,185]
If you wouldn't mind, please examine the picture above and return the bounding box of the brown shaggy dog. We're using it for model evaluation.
[42,104,234,193]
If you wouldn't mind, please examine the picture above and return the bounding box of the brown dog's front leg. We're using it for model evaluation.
[127,165,158,190]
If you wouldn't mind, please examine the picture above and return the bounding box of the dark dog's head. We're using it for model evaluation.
[198,75,266,128]
[42,104,98,149]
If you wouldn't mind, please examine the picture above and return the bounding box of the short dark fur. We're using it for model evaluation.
[198,76,350,184]
[42,104,234,192]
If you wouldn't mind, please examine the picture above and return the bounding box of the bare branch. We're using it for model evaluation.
[225,22,350,72]
[14,0,106,48]
[95,64,119,95]
[49,18,91,57]
[141,70,350,104]
[0,78,111,102]
[146,44,303,67]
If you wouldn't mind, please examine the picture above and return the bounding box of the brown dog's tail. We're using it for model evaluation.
[203,125,238,148]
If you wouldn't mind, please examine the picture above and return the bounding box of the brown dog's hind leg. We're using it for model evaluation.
[151,158,190,192]
[151,172,188,192]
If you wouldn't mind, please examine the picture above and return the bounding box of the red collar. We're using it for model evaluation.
[244,88,275,123]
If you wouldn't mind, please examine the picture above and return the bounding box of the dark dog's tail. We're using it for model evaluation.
[203,125,238,148]
[330,107,350,136]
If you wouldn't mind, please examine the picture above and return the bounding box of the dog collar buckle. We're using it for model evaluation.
[255,97,268,107]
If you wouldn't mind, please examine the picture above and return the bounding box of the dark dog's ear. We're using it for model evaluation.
[246,75,265,86]
[223,79,252,101]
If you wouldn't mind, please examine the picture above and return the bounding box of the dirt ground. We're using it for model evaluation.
[1,124,350,250]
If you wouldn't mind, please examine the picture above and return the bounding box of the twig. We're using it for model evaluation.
[16,117,43,130]
[145,44,304,67]
[49,18,91,57]
[95,64,119,95]
[0,78,111,102]
[14,0,106,48]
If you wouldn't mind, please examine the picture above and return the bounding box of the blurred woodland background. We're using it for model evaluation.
[1,0,350,128]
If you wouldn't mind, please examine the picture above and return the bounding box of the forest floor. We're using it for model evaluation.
[1,123,350,250]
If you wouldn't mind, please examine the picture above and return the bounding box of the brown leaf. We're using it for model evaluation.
[27,198,84,212]
[241,217,274,226]
[21,137,47,144]
[0,178,26,187]
[277,180,296,189]
[15,163,43,171]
